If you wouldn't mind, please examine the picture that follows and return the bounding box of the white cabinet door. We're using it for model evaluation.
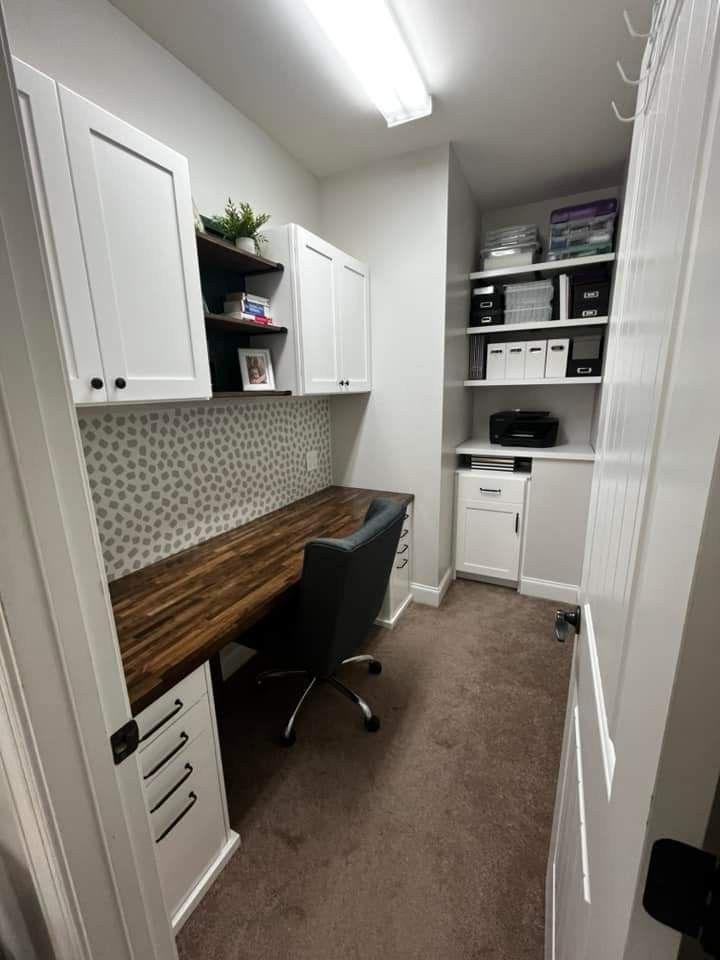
[13,59,107,404]
[336,254,371,392]
[58,86,211,404]
[293,227,342,394]
[456,498,522,581]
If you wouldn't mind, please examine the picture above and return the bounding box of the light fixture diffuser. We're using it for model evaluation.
[303,0,432,127]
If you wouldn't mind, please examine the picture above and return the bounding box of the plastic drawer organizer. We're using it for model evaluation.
[504,279,553,310]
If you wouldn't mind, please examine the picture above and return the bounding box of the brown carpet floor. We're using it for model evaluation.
[177,580,572,960]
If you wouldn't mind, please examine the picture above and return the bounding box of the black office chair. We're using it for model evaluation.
[255,498,406,746]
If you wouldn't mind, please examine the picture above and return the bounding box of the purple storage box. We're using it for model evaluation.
[550,198,618,224]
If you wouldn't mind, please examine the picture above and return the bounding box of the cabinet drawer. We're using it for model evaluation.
[136,666,206,751]
[457,473,527,506]
[140,695,211,783]
[152,734,226,917]
[145,723,215,814]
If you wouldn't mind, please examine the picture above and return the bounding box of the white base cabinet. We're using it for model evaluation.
[455,471,528,584]
[377,502,413,627]
[136,663,238,931]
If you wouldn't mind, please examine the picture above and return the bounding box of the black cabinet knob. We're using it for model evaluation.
[90,377,104,390]
[115,377,127,389]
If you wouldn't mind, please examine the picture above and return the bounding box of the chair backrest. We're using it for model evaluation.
[296,498,406,677]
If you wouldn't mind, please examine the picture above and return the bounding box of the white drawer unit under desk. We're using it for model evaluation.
[377,501,413,628]
[135,662,240,932]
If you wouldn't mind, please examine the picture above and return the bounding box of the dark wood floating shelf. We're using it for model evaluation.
[196,232,283,275]
[212,390,292,399]
[204,312,287,336]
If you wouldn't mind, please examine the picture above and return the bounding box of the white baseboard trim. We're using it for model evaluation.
[375,592,413,629]
[410,566,453,608]
[519,577,579,604]
[172,830,241,933]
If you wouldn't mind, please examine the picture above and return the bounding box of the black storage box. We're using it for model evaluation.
[470,308,504,327]
[571,280,610,319]
[471,285,503,312]
[567,334,604,377]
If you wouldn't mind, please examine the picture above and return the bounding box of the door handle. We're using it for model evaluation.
[554,606,581,642]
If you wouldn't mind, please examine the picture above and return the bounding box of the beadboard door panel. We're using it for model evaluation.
[58,86,211,404]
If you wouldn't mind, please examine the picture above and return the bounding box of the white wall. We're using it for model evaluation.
[5,0,319,229]
[320,145,451,591]
[439,149,477,582]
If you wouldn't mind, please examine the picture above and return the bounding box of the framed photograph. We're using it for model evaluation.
[237,348,275,391]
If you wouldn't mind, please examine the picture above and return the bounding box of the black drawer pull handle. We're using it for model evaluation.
[139,698,183,743]
[404,512,410,520]
[396,558,409,569]
[149,763,193,814]
[143,731,189,780]
[479,487,501,494]
[155,792,197,844]
[400,528,409,538]
[396,544,409,555]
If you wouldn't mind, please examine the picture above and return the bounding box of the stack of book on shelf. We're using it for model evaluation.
[223,291,273,325]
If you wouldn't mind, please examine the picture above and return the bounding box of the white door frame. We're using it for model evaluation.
[0,8,175,958]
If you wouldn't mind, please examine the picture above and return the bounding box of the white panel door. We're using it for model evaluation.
[293,226,342,394]
[337,254,371,392]
[548,3,720,958]
[455,498,521,581]
[58,86,211,403]
[13,60,106,404]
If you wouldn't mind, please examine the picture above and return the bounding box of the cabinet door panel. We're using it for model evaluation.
[456,498,521,581]
[13,60,106,403]
[58,86,211,403]
[337,256,371,392]
[294,228,341,394]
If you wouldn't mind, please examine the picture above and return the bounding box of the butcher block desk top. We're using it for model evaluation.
[110,485,413,714]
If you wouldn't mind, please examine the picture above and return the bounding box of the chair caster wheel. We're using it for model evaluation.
[364,715,380,732]
[368,660,382,675]
[279,730,296,747]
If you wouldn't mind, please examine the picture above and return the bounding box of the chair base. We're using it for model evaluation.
[256,656,383,746]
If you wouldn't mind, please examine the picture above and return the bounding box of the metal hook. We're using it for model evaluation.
[616,59,647,85]
[611,100,642,123]
[624,9,652,38]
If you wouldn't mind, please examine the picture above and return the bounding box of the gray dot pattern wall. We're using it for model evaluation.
[78,398,332,581]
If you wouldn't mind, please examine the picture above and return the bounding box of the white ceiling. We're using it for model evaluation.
[110,0,649,210]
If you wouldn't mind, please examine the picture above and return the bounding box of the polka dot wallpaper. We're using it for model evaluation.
[78,398,332,581]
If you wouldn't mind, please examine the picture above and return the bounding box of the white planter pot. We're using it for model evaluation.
[234,236,256,254]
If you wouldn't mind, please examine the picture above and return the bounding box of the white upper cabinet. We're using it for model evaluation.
[58,86,211,404]
[253,225,371,396]
[294,229,342,394]
[14,59,107,404]
[13,59,211,405]
[336,254,371,393]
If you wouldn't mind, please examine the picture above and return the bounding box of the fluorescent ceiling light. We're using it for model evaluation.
[303,0,432,127]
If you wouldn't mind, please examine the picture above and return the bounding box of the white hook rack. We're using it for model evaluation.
[623,8,653,38]
[616,59,647,86]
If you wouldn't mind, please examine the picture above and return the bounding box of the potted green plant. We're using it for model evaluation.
[212,198,270,254]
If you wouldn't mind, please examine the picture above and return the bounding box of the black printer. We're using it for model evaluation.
[489,410,559,448]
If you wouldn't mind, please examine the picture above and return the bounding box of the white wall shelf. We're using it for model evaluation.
[466,316,608,335]
[470,252,615,281]
[456,436,595,462]
[464,377,602,387]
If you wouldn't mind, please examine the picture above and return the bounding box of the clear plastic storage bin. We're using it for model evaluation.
[504,304,552,325]
[504,279,553,310]
[482,243,538,270]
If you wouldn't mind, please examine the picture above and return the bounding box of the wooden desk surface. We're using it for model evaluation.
[110,485,413,714]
